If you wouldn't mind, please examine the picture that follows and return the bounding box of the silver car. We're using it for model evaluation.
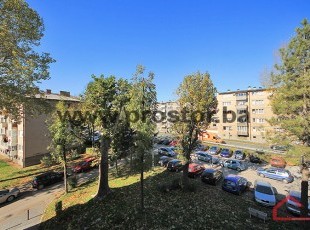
[254,180,277,207]
[286,190,310,216]
[0,188,20,204]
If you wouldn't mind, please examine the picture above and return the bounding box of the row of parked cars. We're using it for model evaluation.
[159,151,308,216]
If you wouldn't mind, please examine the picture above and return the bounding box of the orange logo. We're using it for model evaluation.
[272,195,310,221]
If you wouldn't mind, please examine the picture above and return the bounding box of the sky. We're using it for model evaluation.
[26,0,310,102]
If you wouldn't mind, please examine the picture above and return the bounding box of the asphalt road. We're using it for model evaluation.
[0,169,99,230]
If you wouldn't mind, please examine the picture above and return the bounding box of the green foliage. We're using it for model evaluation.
[0,0,55,118]
[269,19,310,146]
[40,155,55,167]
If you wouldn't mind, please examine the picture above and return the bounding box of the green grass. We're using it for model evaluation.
[0,156,60,189]
[40,167,300,230]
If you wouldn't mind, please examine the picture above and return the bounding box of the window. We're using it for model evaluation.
[252,109,264,114]
[237,117,247,123]
[237,100,247,105]
[252,100,264,105]
[223,126,232,131]
[237,109,247,114]
[237,126,248,132]
[253,118,265,123]
[253,127,265,132]
[252,91,264,96]
[236,92,247,96]
[223,101,232,106]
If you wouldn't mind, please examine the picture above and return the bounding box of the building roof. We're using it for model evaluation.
[219,87,266,95]
[35,91,80,102]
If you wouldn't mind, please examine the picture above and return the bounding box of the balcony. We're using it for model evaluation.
[237,131,249,136]
[236,94,247,101]
[236,104,247,110]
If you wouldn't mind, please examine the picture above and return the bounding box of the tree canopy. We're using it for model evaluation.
[269,19,310,146]
[0,0,54,117]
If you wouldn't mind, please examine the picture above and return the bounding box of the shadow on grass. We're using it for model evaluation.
[38,168,303,230]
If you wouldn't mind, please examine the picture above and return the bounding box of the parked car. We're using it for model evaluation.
[254,180,277,207]
[270,145,288,152]
[257,167,294,183]
[188,163,205,178]
[234,150,246,160]
[167,159,183,172]
[0,188,20,204]
[222,175,248,195]
[169,140,178,146]
[249,154,262,164]
[158,156,173,167]
[221,159,247,171]
[32,171,64,189]
[158,147,176,157]
[73,157,96,173]
[196,151,212,162]
[195,144,208,151]
[220,148,233,158]
[162,139,171,145]
[270,156,286,168]
[207,146,221,155]
[286,190,310,216]
[201,168,223,185]
[210,157,221,165]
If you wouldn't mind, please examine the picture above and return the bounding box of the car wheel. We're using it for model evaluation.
[259,173,265,178]
[38,184,44,190]
[237,168,241,172]
[6,195,15,202]
[283,179,289,184]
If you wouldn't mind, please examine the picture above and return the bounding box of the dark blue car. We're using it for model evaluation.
[220,148,232,158]
[222,175,248,195]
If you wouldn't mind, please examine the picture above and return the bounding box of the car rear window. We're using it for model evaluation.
[256,185,273,195]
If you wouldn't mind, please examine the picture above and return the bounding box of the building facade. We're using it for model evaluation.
[0,90,79,167]
[156,101,180,134]
[157,87,276,143]
[208,87,274,143]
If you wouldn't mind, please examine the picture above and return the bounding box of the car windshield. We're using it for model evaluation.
[210,147,217,151]
[236,151,242,154]
[256,185,273,195]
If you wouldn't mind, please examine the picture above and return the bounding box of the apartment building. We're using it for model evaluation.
[208,87,274,143]
[0,90,80,167]
[156,101,180,134]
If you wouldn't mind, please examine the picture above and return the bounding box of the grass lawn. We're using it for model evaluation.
[40,167,301,230]
[0,156,61,189]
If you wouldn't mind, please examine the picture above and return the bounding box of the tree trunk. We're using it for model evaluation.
[62,146,68,194]
[96,136,112,199]
[301,167,309,217]
[182,161,189,188]
[140,152,144,211]
[115,158,118,176]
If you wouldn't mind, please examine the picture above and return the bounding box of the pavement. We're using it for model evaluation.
[0,169,99,230]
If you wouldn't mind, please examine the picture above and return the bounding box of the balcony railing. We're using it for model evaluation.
[237,131,249,136]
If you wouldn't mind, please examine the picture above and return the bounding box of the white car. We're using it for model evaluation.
[254,180,277,207]
[0,188,20,204]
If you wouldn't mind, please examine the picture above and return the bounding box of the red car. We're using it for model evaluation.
[188,163,205,178]
[169,140,178,146]
[73,157,95,173]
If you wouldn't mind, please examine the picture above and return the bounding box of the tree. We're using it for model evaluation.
[48,101,81,194]
[0,0,55,118]
[83,75,130,199]
[127,65,157,211]
[269,19,310,220]
[173,72,217,188]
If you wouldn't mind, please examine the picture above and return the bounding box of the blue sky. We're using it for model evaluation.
[27,0,310,102]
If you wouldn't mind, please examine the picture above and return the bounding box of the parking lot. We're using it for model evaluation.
[155,143,305,198]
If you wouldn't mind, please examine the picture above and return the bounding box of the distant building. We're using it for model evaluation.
[0,90,80,167]
[208,87,275,143]
[158,87,276,143]
[156,101,180,134]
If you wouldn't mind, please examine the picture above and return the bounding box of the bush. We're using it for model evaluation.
[68,176,78,189]
[69,150,80,161]
[40,155,55,167]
